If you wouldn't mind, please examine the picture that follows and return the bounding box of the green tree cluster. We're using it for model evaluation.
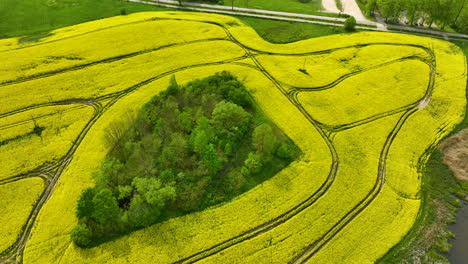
[71,72,300,247]
[361,0,468,32]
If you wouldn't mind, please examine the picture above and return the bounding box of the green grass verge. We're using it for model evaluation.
[239,16,345,43]
[0,0,173,38]
[452,41,468,57]
[210,0,323,15]
[0,0,342,43]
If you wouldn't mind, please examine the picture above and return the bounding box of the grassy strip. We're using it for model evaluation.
[452,41,468,57]
[239,16,345,43]
[0,0,174,38]
[0,0,369,44]
[192,0,324,15]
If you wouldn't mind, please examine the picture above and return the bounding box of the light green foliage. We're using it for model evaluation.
[92,189,120,225]
[117,185,133,200]
[132,177,176,207]
[252,123,277,157]
[224,169,247,192]
[212,100,252,138]
[202,143,226,176]
[244,152,263,174]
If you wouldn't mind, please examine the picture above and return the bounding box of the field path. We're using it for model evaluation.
[321,0,340,14]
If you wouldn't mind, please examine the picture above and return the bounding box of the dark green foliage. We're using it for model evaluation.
[92,189,120,225]
[72,72,300,247]
[76,188,96,219]
[344,16,357,32]
[252,124,277,159]
[244,152,263,174]
[71,224,93,247]
[362,0,468,33]
[276,142,301,161]
[32,124,45,136]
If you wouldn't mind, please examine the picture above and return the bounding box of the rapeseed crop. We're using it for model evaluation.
[0,11,465,264]
[0,178,44,253]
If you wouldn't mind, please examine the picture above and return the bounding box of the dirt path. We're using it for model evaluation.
[321,0,340,13]
[341,0,368,23]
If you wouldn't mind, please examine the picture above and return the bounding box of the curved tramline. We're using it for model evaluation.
[0,11,465,264]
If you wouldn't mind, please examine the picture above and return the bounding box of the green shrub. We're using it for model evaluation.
[344,16,357,32]
[71,224,93,247]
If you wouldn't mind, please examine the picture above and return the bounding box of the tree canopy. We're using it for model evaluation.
[71,72,300,247]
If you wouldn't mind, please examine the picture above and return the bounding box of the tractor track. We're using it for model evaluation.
[290,45,436,264]
[0,17,440,264]
[0,38,227,87]
[168,19,438,264]
[0,42,250,263]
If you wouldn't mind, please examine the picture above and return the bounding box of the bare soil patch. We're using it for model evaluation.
[440,128,468,181]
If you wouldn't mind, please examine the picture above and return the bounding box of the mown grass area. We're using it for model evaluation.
[453,41,468,57]
[0,0,171,38]
[239,17,344,43]
[0,0,341,43]
[205,0,323,15]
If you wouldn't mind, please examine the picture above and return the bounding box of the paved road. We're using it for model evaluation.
[128,0,468,41]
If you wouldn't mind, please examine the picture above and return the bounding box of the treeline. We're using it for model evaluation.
[361,0,468,32]
[71,72,300,247]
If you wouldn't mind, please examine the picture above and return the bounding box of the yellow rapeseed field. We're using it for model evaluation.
[0,178,44,253]
[0,11,465,264]
[0,105,94,180]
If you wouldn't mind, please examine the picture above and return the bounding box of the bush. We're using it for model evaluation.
[276,142,298,161]
[224,169,247,192]
[71,224,93,247]
[344,16,357,32]
[120,8,127,16]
